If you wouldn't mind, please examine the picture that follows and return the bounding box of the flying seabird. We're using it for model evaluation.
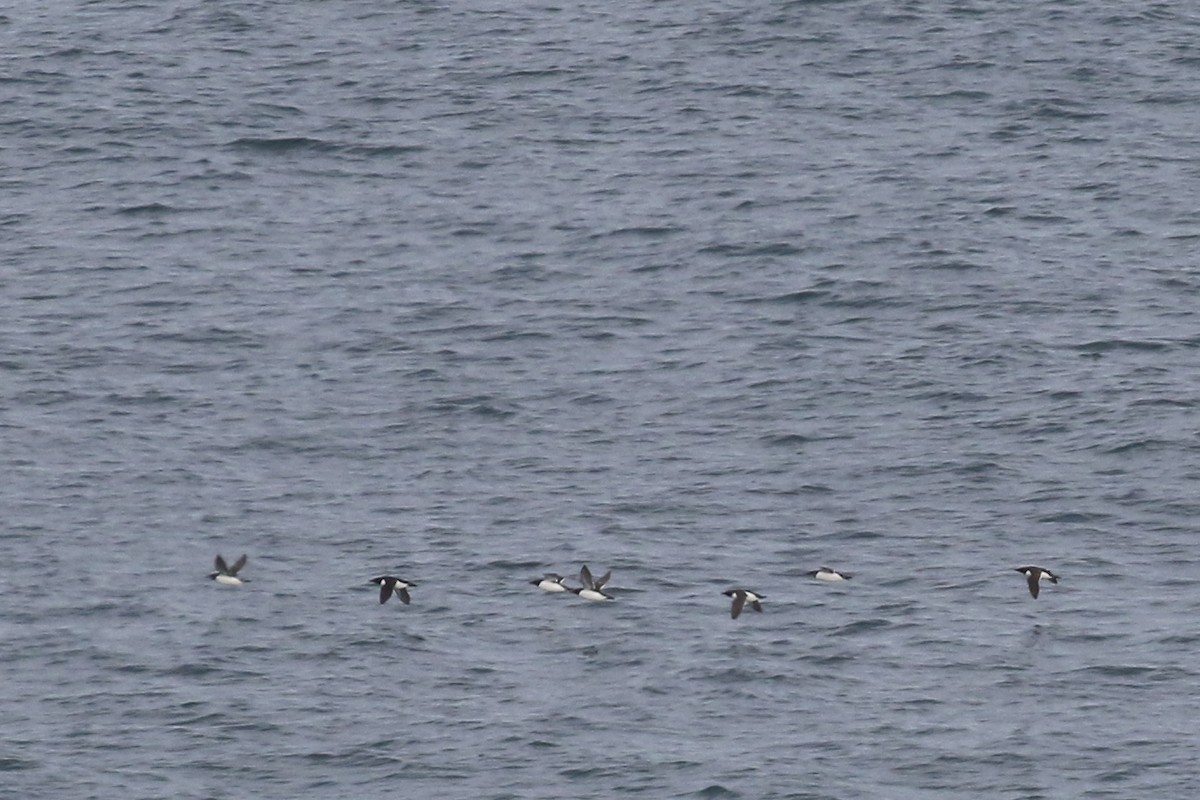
[369,575,417,605]
[530,573,570,592]
[1014,566,1058,599]
[209,554,248,586]
[809,566,852,582]
[571,564,613,601]
[723,588,764,619]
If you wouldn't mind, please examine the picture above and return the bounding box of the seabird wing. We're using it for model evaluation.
[730,593,745,619]
[750,599,763,613]
[594,570,611,590]
[1026,573,1040,599]
[215,555,229,575]
[379,581,394,604]
[580,565,594,591]
[229,554,248,575]
[398,587,411,605]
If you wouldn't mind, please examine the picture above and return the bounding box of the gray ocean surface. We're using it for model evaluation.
[3,1,1200,797]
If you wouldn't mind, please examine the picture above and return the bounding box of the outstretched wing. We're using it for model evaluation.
[229,554,248,575]
[379,581,394,604]
[593,570,611,590]
[730,594,746,619]
[579,565,594,591]
[215,555,229,574]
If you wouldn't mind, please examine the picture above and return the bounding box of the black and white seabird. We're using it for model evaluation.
[723,588,764,619]
[209,554,248,585]
[530,573,569,593]
[809,566,852,582]
[571,564,613,601]
[369,575,416,605]
[1014,566,1058,599]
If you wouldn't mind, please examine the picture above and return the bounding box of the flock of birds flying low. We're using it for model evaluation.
[530,564,614,601]
[209,556,1061,616]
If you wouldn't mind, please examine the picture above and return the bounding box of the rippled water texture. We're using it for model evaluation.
[3,1,1200,798]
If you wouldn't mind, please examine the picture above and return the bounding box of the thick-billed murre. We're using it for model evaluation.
[531,573,569,592]
[571,565,613,601]
[1014,566,1058,599]
[809,566,852,582]
[723,588,764,619]
[209,554,248,586]
[369,575,416,605]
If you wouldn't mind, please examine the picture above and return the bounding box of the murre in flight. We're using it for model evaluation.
[369,575,416,605]
[723,588,764,619]
[530,573,570,592]
[809,566,852,582]
[209,554,248,586]
[571,564,613,601]
[1014,566,1058,599]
